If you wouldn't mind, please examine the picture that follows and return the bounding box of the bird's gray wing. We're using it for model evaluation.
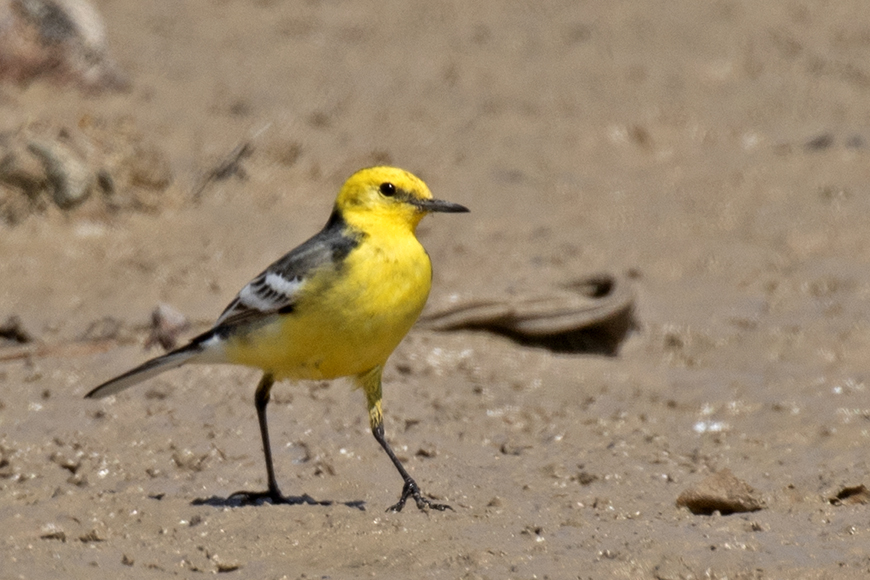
[215,210,363,328]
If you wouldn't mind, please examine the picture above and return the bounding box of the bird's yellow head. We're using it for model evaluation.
[335,166,468,233]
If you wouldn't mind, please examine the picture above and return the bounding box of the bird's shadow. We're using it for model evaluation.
[189,493,366,511]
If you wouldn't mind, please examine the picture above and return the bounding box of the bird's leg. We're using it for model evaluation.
[225,374,284,504]
[229,373,284,503]
[227,373,329,506]
[360,367,451,513]
[254,373,284,501]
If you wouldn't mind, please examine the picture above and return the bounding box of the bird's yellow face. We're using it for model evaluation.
[336,166,468,233]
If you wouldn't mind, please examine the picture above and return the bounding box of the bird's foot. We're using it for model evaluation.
[387,479,451,513]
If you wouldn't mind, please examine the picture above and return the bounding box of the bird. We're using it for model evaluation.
[85,166,469,512]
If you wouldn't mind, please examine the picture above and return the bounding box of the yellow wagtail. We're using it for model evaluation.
[86,166,469,512]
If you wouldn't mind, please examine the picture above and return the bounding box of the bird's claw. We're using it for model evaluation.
[387,479,451,513]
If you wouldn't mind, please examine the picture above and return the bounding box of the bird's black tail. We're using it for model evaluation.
[85,342,204,399]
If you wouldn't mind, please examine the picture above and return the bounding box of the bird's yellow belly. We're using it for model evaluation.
[223,241,432,381]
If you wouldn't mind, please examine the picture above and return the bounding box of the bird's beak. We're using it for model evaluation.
[412,198,470,213]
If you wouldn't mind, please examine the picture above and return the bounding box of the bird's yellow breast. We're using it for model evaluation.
[223,230,432,381]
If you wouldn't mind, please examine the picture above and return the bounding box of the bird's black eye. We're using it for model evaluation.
[379,182,396,197]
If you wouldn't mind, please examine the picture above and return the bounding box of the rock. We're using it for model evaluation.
[0,118,174,224]
[0,0,129,91]
[27,139,94,208]
[829,484,870,506]
[676,468,765,515]
[145,303,190,351]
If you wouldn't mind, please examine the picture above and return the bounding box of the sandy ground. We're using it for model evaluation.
[4,0,870,578]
